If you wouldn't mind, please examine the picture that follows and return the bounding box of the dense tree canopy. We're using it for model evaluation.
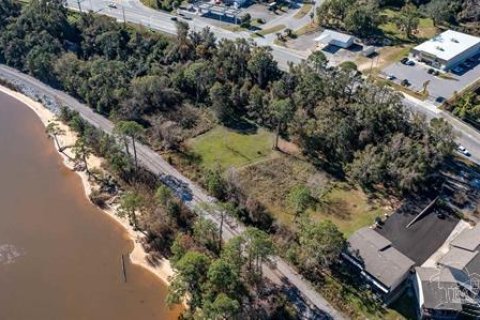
[0,0,455,197]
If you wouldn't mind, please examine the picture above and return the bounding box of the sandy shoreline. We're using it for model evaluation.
[0,85,175,286]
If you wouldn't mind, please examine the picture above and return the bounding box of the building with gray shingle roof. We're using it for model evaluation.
[344,227,415,297]
[414,267,463,319]
[414,224,480,319]
[450,224,480,252]
[438,247,478,272]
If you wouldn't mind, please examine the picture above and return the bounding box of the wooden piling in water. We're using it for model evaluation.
[121,254,127,283]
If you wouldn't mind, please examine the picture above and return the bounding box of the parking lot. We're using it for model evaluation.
[193,1,294,27]
[382,55,480,104]
[242,3,287,24]
[286,32,364,65]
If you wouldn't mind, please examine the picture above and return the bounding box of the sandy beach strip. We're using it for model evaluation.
[0,84,175,286]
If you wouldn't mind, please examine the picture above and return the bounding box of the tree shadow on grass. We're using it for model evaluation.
[318,198,352,221]
[223,117,259,135]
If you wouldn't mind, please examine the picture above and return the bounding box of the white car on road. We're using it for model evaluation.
[457,145,471,156]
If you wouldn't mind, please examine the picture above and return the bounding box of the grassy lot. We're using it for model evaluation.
[294,22,320,36]
[238,156,319,227]
[256,24,286,36]
[312,183,383,237]
[379,9,437,44]
[237,156,384,236]
[356,46,413,74]
[184,127,402,319]
[187,125,275,169]
[293,3,313,19]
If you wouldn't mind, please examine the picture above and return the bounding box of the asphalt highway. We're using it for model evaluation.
[66,0,307,69]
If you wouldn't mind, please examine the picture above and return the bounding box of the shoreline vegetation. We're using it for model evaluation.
[0,84,176,287]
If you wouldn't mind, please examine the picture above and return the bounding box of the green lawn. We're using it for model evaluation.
[311,183,383,237]
[379,9,437,43]
[187,125,274,169]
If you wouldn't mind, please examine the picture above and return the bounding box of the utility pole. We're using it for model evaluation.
[76,0,82,12]
[122,5,126,26]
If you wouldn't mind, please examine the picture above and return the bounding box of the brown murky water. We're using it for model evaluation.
[0,92,180,320]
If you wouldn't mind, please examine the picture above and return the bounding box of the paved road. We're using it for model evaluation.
[403,95,480,165]
[0,64,345,319]
[66,0,307,69]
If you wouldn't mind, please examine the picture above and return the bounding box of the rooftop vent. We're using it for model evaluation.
[451,38,459,43]
[436,46,445,51]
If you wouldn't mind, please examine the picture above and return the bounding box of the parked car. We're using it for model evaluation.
[405,60,415,66]
[400,57,409,64]
[427,68,434,74]
[433,70,440,76]
[107,2,117,8]
[435,96,445,103]
[170,16,178,21]
[401,79,410,87]
[453,66,464,73]
[386,74,395,80]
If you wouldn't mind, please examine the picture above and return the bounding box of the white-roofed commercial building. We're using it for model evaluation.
[411,30,480,71]
[314,29,355,49]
